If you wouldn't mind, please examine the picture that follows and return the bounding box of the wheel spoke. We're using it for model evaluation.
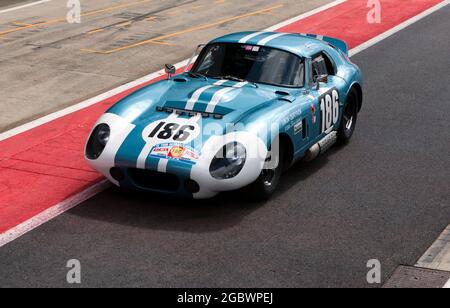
[346,117,353,130]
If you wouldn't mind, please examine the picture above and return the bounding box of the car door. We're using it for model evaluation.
[309,52,347,140]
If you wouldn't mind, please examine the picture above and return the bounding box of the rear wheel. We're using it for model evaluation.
[246,143,285,201]
[337,89,358,144]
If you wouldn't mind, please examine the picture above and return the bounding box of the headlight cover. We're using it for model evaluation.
[209,142,246,179]
[86,124,110,160]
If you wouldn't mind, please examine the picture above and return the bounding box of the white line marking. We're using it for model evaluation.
[265,0,347,31]
[238,31,265,44]
[0,0,52,15]
[349,0,450,56]
[0,180,110,248]
[0,58,190,142]
[258,33,288,46]
[444,279,450,288]
[416,224,450,272]
[1,0,448,246]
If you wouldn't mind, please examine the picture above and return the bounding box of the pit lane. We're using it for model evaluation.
[0,3,449,287]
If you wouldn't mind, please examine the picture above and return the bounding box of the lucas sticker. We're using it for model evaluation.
[150,143,200,164]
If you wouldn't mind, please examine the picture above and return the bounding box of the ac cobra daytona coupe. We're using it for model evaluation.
[85,32,363,200]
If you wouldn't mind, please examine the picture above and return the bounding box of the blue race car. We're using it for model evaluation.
[85,32,363,200]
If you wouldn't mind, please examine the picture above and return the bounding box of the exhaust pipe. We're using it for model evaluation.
[303,131,338,162]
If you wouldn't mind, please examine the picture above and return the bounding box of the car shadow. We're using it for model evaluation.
[69,145,343,233]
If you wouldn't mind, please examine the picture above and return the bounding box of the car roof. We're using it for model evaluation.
[210,31,327,58]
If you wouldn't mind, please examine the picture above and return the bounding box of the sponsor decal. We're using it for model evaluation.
[294,121,303,135]
[281,109,302,127]
[319,88,340,133]
[150,143,200,164]
[310,104,317,125]
[142,117,200,144]
[242,45,260,53]
[169,146,185,158]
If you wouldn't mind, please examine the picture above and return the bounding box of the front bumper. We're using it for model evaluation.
[85,113,269,199]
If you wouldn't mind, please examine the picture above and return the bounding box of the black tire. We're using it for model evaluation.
[337,89,358,144]
[245,142,285,201]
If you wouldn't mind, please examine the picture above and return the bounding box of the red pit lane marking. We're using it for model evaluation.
[0,0,448,246]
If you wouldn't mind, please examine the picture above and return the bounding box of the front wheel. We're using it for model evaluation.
[245,144,285,201]
[337,89,358,144]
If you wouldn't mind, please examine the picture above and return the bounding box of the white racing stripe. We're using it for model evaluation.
[157,159,169,173]
[185,80,227,110]
[136,113,179,169]
[185,86,215,110]
[155,113,202,173]
[258,33,289,46]
[0,0,52,14]
[205,82,247,113]
[238,31,265,44]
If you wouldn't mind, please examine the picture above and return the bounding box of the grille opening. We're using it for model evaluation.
[128,169,180,192]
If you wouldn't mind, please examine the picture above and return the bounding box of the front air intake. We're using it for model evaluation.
[128,169,180,192]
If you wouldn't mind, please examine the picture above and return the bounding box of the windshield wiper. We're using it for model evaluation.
[220,75,258,88]
[188,72,208,81]
[222,75,245,82]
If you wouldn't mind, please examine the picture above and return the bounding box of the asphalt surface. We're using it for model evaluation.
[0,0,30,9]
[0,5,449,288]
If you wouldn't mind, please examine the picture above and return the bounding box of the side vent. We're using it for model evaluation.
[156,106,224,119]
[302,119,307,139]
[278,97,293,103]
[275,90,290,96]
[276,90,294,103]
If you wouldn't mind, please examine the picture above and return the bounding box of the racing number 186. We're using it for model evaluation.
[320,89,340,133]
[148,122,194,142]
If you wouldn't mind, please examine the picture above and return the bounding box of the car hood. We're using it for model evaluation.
[105,77,301,169]
[108,77,293,131]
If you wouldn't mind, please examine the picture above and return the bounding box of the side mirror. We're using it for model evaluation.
[315,74,328,90]
[165,64,176,79]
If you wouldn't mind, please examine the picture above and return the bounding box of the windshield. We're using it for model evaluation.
[191,43,305,88]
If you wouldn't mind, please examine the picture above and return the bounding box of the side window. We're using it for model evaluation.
[311,52,336,81]
[322,52,336,76]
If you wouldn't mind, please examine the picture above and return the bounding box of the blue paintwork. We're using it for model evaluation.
[99,32,363,196]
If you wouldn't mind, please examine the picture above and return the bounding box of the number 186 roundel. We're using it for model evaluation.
[85,32,363,200]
